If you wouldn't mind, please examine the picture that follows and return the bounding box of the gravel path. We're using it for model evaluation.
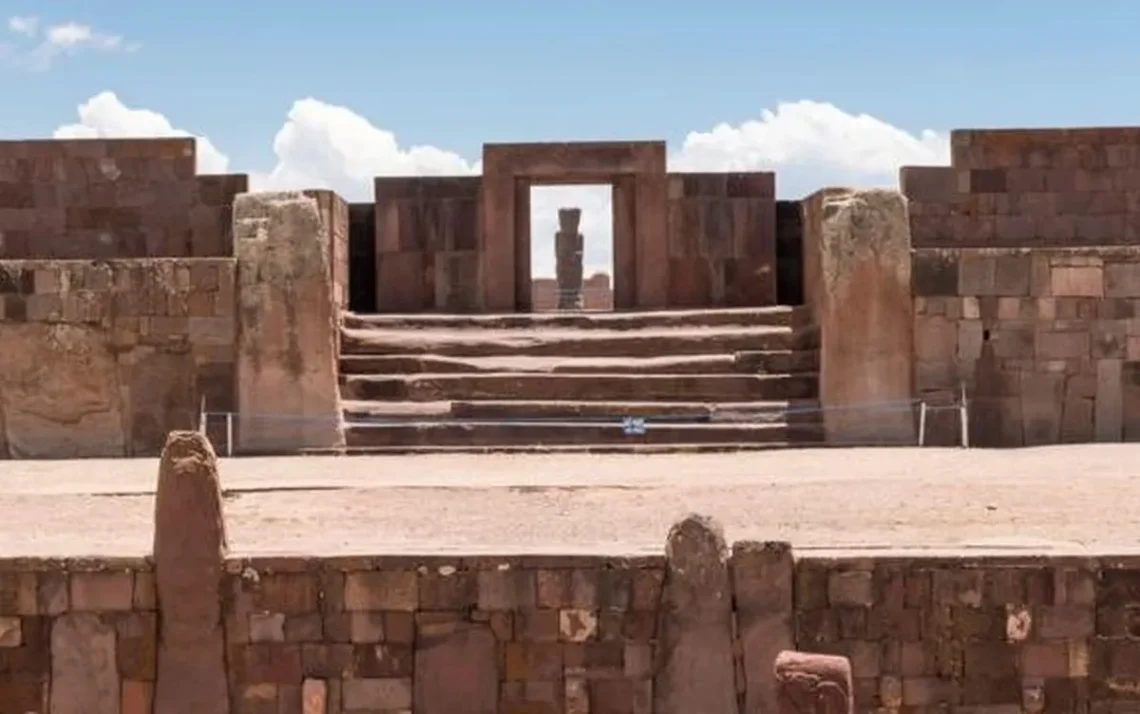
[4,445,1140,558]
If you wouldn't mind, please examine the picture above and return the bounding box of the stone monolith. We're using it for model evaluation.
[152,431,229,714]
[234,191,344,453]
[555,207,585,310]
[802,188,915,445]
[654,514,738,714]
[733,541,795,714]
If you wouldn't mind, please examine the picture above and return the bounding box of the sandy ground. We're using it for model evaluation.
[4,445,1140,558]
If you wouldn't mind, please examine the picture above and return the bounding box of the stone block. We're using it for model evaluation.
[50,612,119,714]
[414,623,497,714]
[1052,266,1104,297]
[774,651,853,714]
[344,571,417,612]
[477,568,537,611]
[234,192,344,453]
[1106,261,1140,297]
[732,541,793,714]
[0,616,20,646]
[654,514,738,714]
[911,251,958,297]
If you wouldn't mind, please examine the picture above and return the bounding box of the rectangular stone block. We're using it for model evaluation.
[344,571,418,612]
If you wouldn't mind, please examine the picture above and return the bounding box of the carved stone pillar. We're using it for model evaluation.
[555,208,585,310]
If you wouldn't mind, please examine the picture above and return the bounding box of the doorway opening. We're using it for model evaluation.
[528,184,614,312]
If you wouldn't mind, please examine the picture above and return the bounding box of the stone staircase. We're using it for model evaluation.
[335,306,823,453]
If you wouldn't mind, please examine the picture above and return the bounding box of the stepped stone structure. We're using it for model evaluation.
[3,128,1140,454]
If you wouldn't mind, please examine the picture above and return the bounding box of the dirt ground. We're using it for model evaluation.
[4,445,1140,558]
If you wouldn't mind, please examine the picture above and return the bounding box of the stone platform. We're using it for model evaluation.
[5,444,1140,558]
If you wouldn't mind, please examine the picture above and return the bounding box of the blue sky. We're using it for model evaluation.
[2,0,1139,274]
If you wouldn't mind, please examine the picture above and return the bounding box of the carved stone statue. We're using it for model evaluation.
[555,208,584,310]
[774,651,854,714]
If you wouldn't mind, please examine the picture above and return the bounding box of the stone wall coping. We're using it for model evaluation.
[912,245,1140,258]
[0,556,153,572]
[0,257,237,268]
[222,553,667,573]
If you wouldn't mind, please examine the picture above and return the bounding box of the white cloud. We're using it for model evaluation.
[53,92,229,174]
[7,16,37,37]
[47,93,950,276]
[4,16,135,70]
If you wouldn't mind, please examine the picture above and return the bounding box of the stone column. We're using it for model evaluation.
[234,191,345,453]
[152,431,230,714]
[732,541,795,714]
[555,208,585,310]
[801,188,916,445]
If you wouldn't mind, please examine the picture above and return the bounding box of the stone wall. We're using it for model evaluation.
[913,246,1140,446]
[374,176,481,312]
[531,272,614,311]
[0,258,235,457]
[665,172,777,307]
[0,139,246,259]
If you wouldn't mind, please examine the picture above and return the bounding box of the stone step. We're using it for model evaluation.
[342,420,825,449]
[340,372,818,402]
[302,442,822,456]
[341,325,813,358]
[343,305,811,331]
[341,399,823,423]
[338,350,820,376]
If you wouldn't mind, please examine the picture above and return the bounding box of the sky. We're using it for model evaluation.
[2,0,1140,275]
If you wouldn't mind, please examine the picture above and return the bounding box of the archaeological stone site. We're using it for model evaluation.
[5,128,1140,713]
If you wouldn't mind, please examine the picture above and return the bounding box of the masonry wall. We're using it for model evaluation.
[531,272,614,311]
[0,259,236,457]
[0,139,246,259]
[664,172,777,307]
[374,176,481,312]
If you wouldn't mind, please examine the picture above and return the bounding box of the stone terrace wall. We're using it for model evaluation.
[913,246,1140,446]
[665,172,777,307]
[0,139,246,259]
[0,259,235,457]
[903,128,1140,248]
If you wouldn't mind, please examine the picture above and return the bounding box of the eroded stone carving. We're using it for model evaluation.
[153,431,230,714]
[774,651,853,714]
[654,513,738,714]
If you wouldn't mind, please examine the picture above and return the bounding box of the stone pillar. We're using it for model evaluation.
[152,431,230,714]
[234,191,345,453]
[555,207,585,310]
[732,541,795,714]
[774,651,853,714]
[654,514,739,714]
[802,188,916,445]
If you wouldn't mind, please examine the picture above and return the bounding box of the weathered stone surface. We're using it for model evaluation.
[152,431,229,714]
[555,207,585,310]
[804,188,915,445]
[773,651,853,714]
[0,323,125,458]
[732,541,794,714]
[654,514,738,714]
[234,191,344,453]
[414,622,497,714]
[50,613,119,714]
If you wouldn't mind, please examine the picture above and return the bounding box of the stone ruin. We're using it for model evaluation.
[554,207,586,311]
[1,128,1140,455]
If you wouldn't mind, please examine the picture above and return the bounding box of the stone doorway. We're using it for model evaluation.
[481,141,668,312]
[528,185,614,312]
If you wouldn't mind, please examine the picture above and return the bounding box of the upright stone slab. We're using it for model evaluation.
[555,207,585,310]
[733,541,795,714]
[802,188,915,444]
[153,431,230,714]
[414,623,498,714]
[774,651,853,714]
[234,191,344,453]
[654,514,738,714]
[50,613,119,714]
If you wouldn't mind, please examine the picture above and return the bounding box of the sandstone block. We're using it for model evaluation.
[803,188,915,445]
[654,514,738,714]
[773,651,853,714]
[344,571,417,611]
[1052,266,1104,297]
[234,191,344,453]
[152,431,229,714]
[415,623,497,714]
[343,678,412,711]
[50,613,120,714]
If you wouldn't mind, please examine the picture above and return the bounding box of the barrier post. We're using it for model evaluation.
[918,402,928,447]
[959,382,970,448]
[225,413,234,458]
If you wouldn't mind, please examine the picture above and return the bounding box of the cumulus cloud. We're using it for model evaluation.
[46,93,949,276]
[53,92,229,174]
[3,16,136,70]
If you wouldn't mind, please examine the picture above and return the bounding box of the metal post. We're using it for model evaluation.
[959,382,970,448]
[918,402,928,447]
[225,412,234,458]
[198,396,207,436]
